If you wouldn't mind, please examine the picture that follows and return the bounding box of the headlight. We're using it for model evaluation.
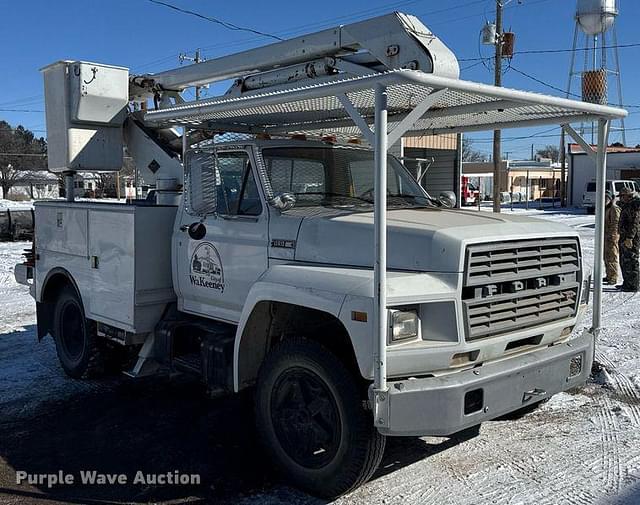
[390,309,419,342]
[581,273,592,305]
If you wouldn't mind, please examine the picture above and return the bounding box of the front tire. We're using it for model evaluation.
[52,286,104,379]
[255,338,385,498]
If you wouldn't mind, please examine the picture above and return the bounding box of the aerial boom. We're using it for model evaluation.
[131,12,460,95]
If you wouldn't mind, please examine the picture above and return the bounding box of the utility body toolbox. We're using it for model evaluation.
[34,201,176,334]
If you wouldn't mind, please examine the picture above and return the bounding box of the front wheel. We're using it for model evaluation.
[255,338,385,499]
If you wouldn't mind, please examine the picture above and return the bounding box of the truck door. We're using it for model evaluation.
[174,148,268,323]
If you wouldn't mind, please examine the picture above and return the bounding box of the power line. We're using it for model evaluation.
[467,125,640,146]
[461,60,487,71]
[0,108,44,113]
[428,0,553,28]
[0,153,47,157]
[133,0,490,72]
[458,41,640,62]
[145,0,284,41]
[507,64,640,109]
[0,95,43,108]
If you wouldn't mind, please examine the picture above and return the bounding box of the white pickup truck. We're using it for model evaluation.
[583,179,640,214]
[14,11,617,499]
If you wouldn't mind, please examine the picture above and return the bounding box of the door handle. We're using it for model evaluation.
[179,225,189,231]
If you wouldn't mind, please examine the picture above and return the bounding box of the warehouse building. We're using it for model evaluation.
[568,143,640,206]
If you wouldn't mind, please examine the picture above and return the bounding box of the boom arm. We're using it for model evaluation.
[42,11,460,194]
[131,12,459,96]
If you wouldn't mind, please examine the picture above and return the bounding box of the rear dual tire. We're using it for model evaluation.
[52,286,104,379]
[255,338,385,499]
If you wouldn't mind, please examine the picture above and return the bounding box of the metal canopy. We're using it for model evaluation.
[144,69,626,426]
[143,70,626,139]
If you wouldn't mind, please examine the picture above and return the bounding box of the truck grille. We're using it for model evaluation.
[462,238,581,341]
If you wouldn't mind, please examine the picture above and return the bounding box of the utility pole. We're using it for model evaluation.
[492,0,503,213]
[179,49,204,100]
[560,130,567,207]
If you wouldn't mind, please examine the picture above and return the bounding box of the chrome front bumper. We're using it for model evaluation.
[375,330,594,436]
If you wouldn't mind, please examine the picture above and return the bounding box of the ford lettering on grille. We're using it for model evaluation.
[462,238,581,341]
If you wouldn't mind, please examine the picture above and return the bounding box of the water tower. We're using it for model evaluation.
[567,0,625,143]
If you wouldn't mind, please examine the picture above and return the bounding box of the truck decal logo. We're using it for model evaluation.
[190,242,225,293]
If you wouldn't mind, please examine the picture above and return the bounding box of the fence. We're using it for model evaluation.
[0,209,35,241]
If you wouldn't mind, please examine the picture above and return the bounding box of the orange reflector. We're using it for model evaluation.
[451,351,479,367]
[351,311,368,322]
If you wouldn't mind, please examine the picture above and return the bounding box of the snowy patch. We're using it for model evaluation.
[0,198,34,210]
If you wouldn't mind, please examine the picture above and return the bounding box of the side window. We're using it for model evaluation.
[216,152,262,216]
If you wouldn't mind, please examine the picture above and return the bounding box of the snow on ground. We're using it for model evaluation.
[0,199,33,210]
[0,241,34,334]
[0,208,639,504]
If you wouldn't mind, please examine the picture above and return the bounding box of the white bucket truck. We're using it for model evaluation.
[15,12,625,498]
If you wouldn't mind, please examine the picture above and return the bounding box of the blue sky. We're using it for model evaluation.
[1,0,639,159]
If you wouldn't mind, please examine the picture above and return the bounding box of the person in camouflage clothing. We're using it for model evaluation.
[604,191,621,285]
[617,186,640,292]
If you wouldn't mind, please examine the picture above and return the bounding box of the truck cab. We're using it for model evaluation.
[175,139,590,386]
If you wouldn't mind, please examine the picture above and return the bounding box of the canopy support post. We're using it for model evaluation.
[386,88,448,146]
[592,118,610,336]
[337,94,375,145]
[373,84,389,428]
[562,124,597,160]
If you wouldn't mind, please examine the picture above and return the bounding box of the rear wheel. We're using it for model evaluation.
[52,286,104,379]
[255,338,385,499]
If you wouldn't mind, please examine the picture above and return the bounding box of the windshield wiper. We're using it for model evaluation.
[388,194,437,208]
[294,192,374,204]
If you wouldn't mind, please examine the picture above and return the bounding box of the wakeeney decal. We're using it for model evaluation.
[189,242,225,293]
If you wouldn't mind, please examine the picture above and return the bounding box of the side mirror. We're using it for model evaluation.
[185,150,219,217]
[188,222,207,240]
[269,192,297,211]
[438,191,456,208]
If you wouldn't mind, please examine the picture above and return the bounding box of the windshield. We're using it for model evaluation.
[261,146,434,209]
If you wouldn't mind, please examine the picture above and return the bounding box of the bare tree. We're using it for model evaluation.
[462,137,487,162]
[535,145,560,163]
[0,121,47,198]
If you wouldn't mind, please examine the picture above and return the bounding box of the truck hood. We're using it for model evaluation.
[293,208,577,272]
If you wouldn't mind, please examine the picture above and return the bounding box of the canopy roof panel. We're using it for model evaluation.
[143,70,627,140]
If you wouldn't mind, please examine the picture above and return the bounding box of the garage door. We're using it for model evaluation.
[402,147,458,197]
